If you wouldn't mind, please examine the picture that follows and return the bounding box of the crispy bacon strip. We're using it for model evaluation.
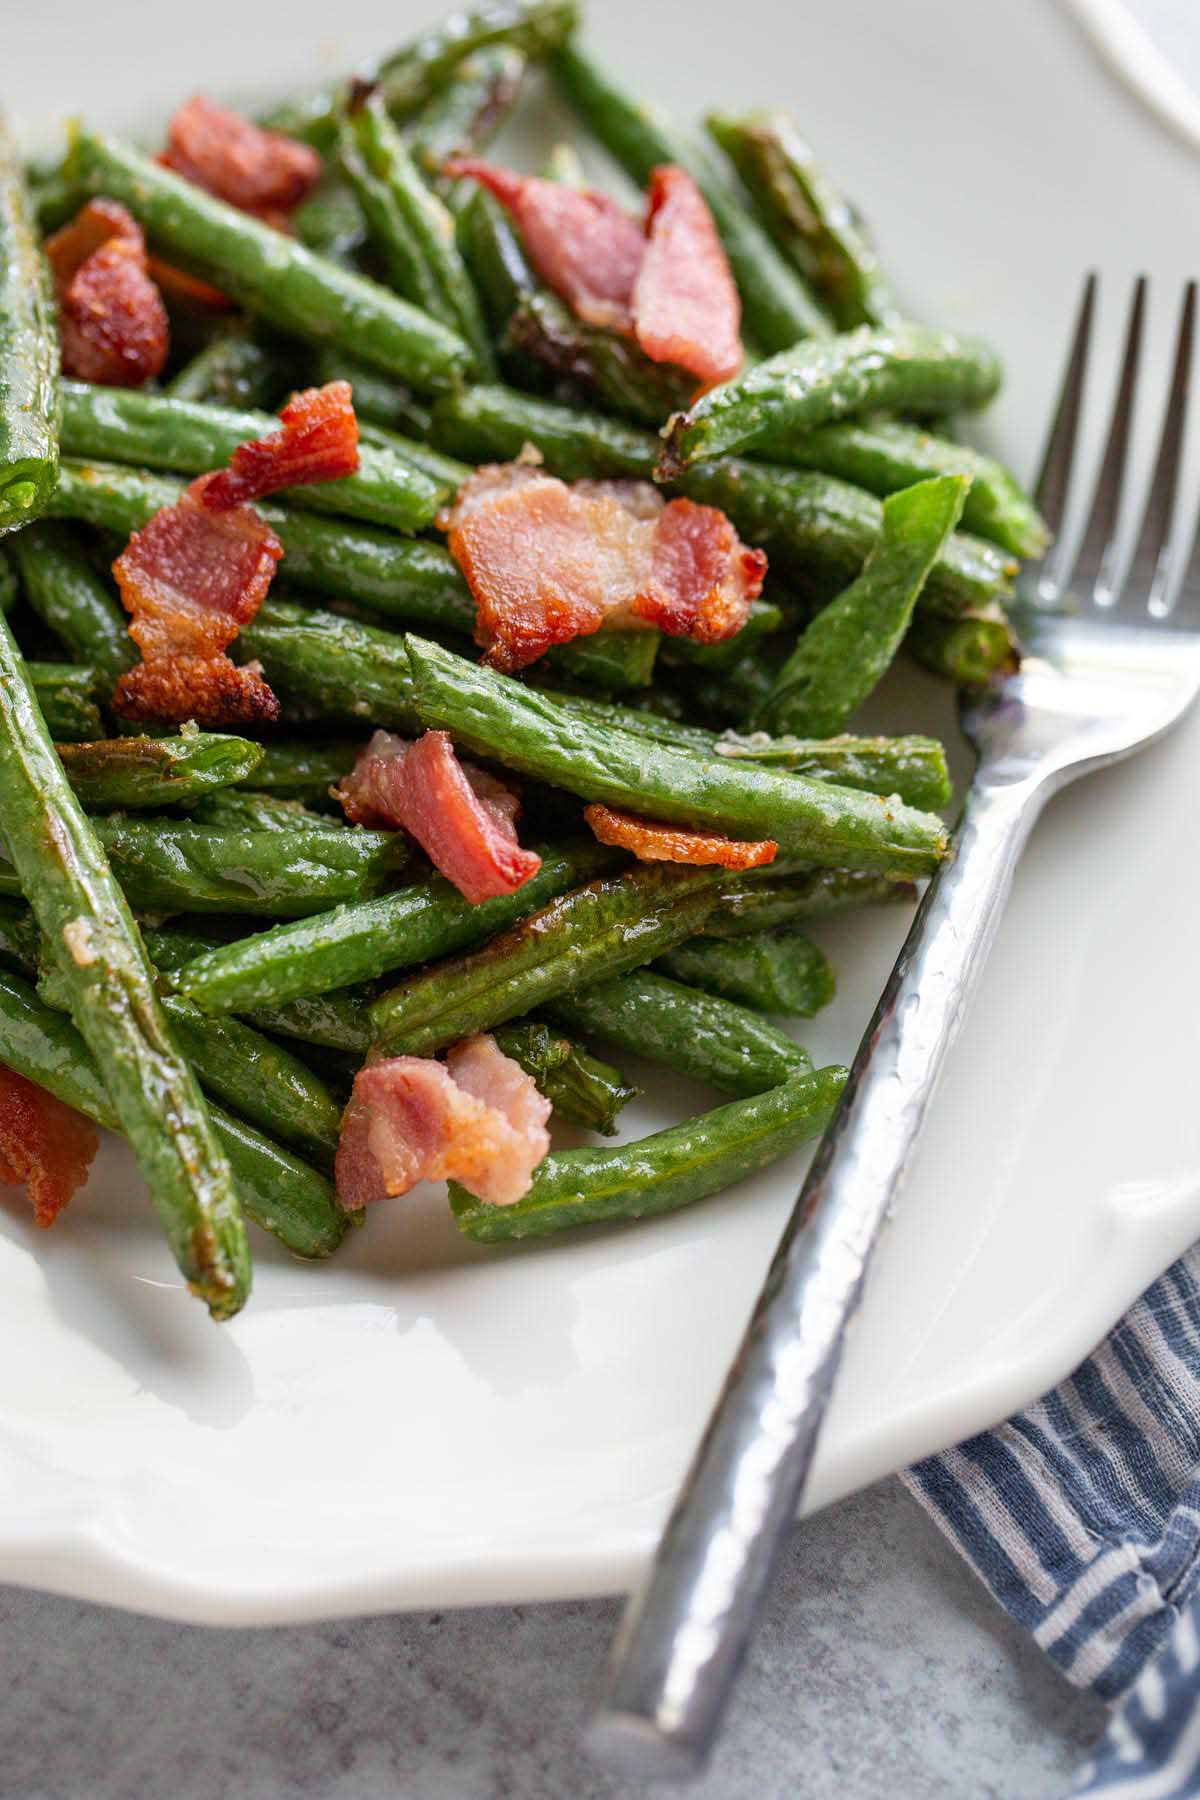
[334,1034,551,1210]
[442,463,765,670]
[336,729,541,904]
[202,382,360,511]
[111,473,282,727]
[445,158,645,330]
[583,803,777,870]
[0,1064,99,1229]
[162,95,321,220]
[633,498,768,642]
[445,158,741,382]
[45,199,168,387]
[633,166,742,386]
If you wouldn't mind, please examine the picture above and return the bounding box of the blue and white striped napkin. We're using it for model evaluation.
[904,1245,1200,1797]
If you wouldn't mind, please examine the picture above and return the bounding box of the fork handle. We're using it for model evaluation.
[589,769,1049,1782]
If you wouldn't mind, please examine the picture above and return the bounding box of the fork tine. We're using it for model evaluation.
[1068,278,1146,607]
[1118,281,1197,617]
[1030,273,1097,602]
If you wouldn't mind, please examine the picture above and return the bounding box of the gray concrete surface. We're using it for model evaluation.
[0,1480,1105,1800]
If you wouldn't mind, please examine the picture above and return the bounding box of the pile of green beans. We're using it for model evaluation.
[0,4,1048,1300]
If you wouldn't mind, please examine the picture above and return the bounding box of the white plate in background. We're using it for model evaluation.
[2,0,1200,1623]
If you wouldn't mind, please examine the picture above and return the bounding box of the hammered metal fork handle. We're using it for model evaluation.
[589,770,1051,1781]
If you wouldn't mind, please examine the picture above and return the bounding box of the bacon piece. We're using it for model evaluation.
[111,473,282,727]
[45,199,168,388]
[334,1035,551,1210]
[145,257,232,311]
[162,95,321,219]
[202,382,360,511]
[0,1064,99,1229]
[583,803,777,870]
[632,498,767,642]
[633,166,742,386]
[335,729,540,904]
[443,463,765,668]
[445,158,645,330]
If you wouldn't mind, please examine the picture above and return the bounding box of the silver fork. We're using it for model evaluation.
[588,275,1200,1782]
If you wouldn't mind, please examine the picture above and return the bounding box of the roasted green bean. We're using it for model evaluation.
[404,635,949,875]
[760,474,968,736]
[450,1065,847,1241]
[0,611,250,1316]
[177,840,619,1014]
[656,926,835,1017]
[0,118,58,532]
[663,325,1003,471]
[546,971,812,1097]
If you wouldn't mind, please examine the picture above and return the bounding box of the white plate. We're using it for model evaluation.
[4,0,1200,1625]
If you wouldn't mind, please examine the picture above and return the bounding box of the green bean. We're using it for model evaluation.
[680,455,1017,621]
[551,44,829,352]
[0,895,41,974]
[547,627,659,691]
[239,585,648,718]
[432,380,660,480]
[906,606,1021,686]
[47,461,469,621]
[0,119,59,532]
[26,664,104,742]
[242,990,372,1056]
[663,326,1003,471]
[292,181,369,264]
[339,127,442,315]
[179,839,619,1014]
[544,692,951,810]
[427,383,1019,623]
[705,866,915,937]
[457,188,693,424]
[58,383,446,532]
[706,112,901,330]
[491,1019,636,1135]
[450,1064,846,1241]
[410,47,527,187]
[370,863,731,1057]
[158,993,342,1171]
[311,347,432,438]
[346,94,495,378]
[0,544,16,613]
[0,964,350,1258]
[26,162,82,234]
[239,737,363,803]
[761,474,969,736]
[546,970,811,1098]
[55,733,264,810]
[404,635,949,875]
[755,418,1048,560]
[656,926,834,1017]
[165,328,285,410]
[355,418,471,491]
[8,520,134,685]
[68,132,472,392]
[87,816,410,917]
[239,598,423,729]
[185,791,344,833]
[262,0,578,151]
[0,610,250,1316]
